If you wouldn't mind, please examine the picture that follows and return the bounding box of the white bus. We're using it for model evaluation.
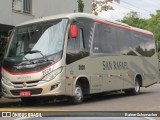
[1,13,158,104]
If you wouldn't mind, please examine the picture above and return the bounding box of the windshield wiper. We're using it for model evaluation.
[21,50,48,61]
[24,50,48,61]
[23,56,30,62]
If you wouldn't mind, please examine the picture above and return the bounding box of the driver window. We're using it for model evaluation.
[67,28,84,51]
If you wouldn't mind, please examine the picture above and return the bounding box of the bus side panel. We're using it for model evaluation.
[65,65,74,96]
[65,54,158,96]
[140,56,158,86]
[65,57,103,95]
[124,56,158,88]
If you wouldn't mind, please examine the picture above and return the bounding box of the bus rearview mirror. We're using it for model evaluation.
[70,25,78,38]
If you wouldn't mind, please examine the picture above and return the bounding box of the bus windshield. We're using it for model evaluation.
[5,19,68,61]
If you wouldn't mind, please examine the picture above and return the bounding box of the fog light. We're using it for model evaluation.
[2,87,6,94]
[50,83,59,91]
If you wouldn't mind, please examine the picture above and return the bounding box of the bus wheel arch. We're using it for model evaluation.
[136,74,142,87]
[125,74,142,95]
[69,77,90,104]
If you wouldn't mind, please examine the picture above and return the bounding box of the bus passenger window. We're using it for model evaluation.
[92,23,119,54]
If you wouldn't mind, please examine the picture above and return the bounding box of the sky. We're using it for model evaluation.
[98,0,160,20]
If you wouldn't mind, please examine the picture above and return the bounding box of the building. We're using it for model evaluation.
[0,0,92,36]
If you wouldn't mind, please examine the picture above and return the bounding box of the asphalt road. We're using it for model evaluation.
[0,84,160,118]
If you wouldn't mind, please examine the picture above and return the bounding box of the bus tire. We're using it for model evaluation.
[69,83,83,104]
[125,78,140,95]
[21,97,38,106]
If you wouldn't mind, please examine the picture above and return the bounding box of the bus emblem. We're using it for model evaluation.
[23,82,27,87]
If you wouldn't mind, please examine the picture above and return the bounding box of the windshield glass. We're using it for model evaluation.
[5,19,68,61]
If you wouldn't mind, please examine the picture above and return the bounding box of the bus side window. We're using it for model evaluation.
[66,17,93,64]
[67,28,84,51]
[79,29,85,50]
[92,23,118,54]
[66,27,85,64]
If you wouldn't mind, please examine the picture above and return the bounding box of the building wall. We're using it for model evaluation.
[0,0,34,26]
[32,0,92,18]
[0,0,92,26]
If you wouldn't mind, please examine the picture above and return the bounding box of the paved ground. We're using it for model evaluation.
[0,84,160,119]
[0,84,160,111]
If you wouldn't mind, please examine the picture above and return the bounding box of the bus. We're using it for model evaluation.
[1,13,158,104]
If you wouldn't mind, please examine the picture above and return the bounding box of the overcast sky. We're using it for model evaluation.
[98,0,160,20]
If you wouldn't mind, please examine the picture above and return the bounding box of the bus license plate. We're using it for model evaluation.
[20,91,31,96]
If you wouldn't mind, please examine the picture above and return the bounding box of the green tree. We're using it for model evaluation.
[120,11,147,29]
[92,0,120,15]
[121,10,160,42]
[77,0,84,12]
[145,10,160,43]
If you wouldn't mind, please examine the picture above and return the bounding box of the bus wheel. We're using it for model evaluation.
[125,78,140,95]
[21,97,38,106]
[69,83,83,104]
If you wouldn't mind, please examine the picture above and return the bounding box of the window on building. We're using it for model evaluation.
[12,0,32,14]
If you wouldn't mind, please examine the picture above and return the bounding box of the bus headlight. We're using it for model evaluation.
[2,77,13,86]
[42,67,63,82]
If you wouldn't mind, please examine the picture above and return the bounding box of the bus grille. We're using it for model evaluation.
[11,80,40,88]
[10,88,42,96]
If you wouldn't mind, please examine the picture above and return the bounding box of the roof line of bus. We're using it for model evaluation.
[16,13,153,36]
[94,19,153,36]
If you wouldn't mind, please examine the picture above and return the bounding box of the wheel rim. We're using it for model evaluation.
[75,86,82,101]
[135,80,140,93]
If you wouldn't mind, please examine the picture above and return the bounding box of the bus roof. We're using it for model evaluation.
[16,13,153,36]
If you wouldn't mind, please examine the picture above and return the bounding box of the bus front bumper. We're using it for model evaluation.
[1,79,66,98]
